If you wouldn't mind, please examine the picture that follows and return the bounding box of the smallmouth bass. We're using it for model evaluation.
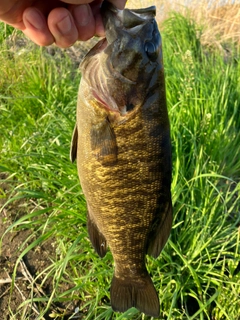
[71,1,172,317]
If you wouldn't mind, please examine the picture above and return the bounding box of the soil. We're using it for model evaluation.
[0,173,80,319]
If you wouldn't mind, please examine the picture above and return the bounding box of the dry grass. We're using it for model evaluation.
[200,3,240,47]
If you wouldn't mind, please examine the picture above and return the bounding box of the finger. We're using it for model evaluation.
[108,0,127,10]
[70,4,96,41]
[48,7,78,48]
[22,7,54,46]
[94,12,105,37]
[60,0,94,4]
[89,1,104,37]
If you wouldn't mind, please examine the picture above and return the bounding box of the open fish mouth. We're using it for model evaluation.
[101,1,160,64]
[101,1,157,39]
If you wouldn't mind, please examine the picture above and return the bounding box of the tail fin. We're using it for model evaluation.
[110,274,160,317]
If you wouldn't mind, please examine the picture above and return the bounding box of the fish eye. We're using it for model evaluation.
[144,41,158,61]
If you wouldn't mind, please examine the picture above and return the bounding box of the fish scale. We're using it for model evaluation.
[70,1,172,317]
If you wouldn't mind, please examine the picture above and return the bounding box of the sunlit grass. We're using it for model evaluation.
[0,3,240,319]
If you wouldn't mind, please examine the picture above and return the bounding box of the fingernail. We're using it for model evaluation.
[56,15,72,34]
[25,9,44,30]
[73,5,91,27]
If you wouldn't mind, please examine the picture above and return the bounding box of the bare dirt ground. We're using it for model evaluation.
[0,174,58,319]
[0,174,85,319]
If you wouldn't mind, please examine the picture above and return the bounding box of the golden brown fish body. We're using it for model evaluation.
[71,2,172,317]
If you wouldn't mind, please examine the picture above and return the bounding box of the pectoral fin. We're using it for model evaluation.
[147,200,172,258]
[91,118,118,166]
[70,124,78,163]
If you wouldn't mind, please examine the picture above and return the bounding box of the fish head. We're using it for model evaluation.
[102,1,162,82]
[80,1,163,120]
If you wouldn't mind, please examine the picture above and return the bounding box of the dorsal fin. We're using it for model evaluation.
[147,200,172,258]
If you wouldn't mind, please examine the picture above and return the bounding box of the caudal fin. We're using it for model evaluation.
[110,274,160,317]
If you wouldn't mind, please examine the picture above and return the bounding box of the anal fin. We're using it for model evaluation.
[87,210,107,258]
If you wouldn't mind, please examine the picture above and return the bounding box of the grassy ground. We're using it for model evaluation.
[0,2,240,320]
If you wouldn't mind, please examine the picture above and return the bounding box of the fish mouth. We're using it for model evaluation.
[101,1,157,42]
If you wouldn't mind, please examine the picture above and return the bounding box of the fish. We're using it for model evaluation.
[70,1,172,317]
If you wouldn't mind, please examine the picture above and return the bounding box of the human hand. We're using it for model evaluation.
[0,0,126,48]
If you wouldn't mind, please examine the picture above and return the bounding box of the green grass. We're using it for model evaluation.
[0,11,240,320]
